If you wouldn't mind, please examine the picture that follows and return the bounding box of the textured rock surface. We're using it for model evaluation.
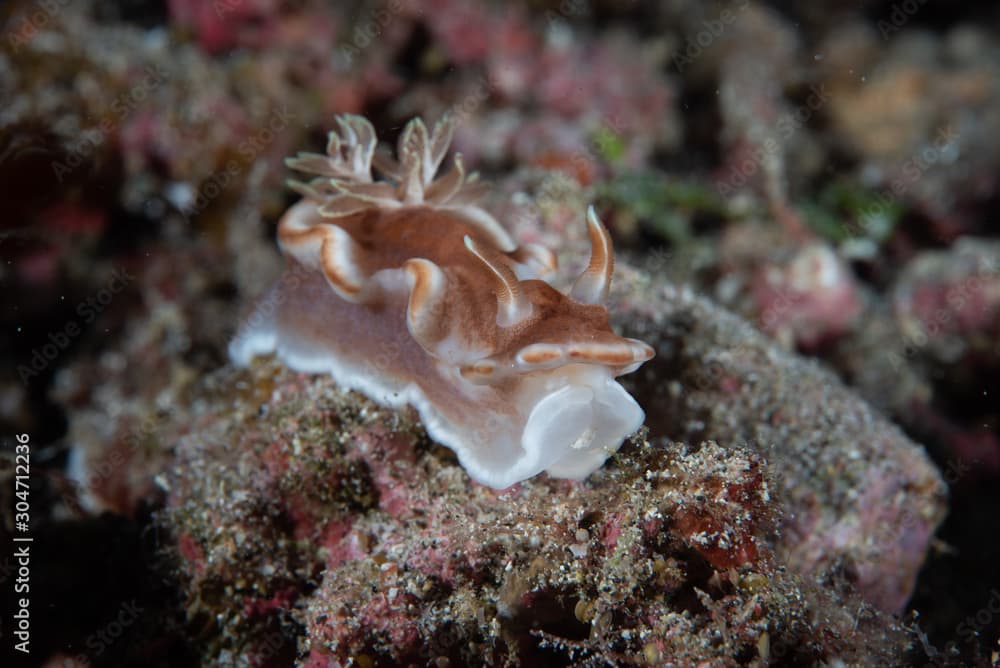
[614,274,946,613]
[161,360,912,666]
[140,238,944,665]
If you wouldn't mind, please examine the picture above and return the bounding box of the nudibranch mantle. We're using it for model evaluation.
[230,114,654,489]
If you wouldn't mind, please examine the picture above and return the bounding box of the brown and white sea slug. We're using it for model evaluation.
[230,114,654,488]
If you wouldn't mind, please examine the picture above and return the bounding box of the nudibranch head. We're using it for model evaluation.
[231,113,655,488]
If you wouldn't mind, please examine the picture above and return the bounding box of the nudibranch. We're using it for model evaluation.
[230,114,654,489]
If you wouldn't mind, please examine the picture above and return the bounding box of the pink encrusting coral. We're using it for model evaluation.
[230,114,654,488]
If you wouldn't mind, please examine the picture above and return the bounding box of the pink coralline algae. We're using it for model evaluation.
[892,238,1000,364]
[751,242,864,349]
[162,360,921,665]
[167,0,282,54]
[887,239,1000,476]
